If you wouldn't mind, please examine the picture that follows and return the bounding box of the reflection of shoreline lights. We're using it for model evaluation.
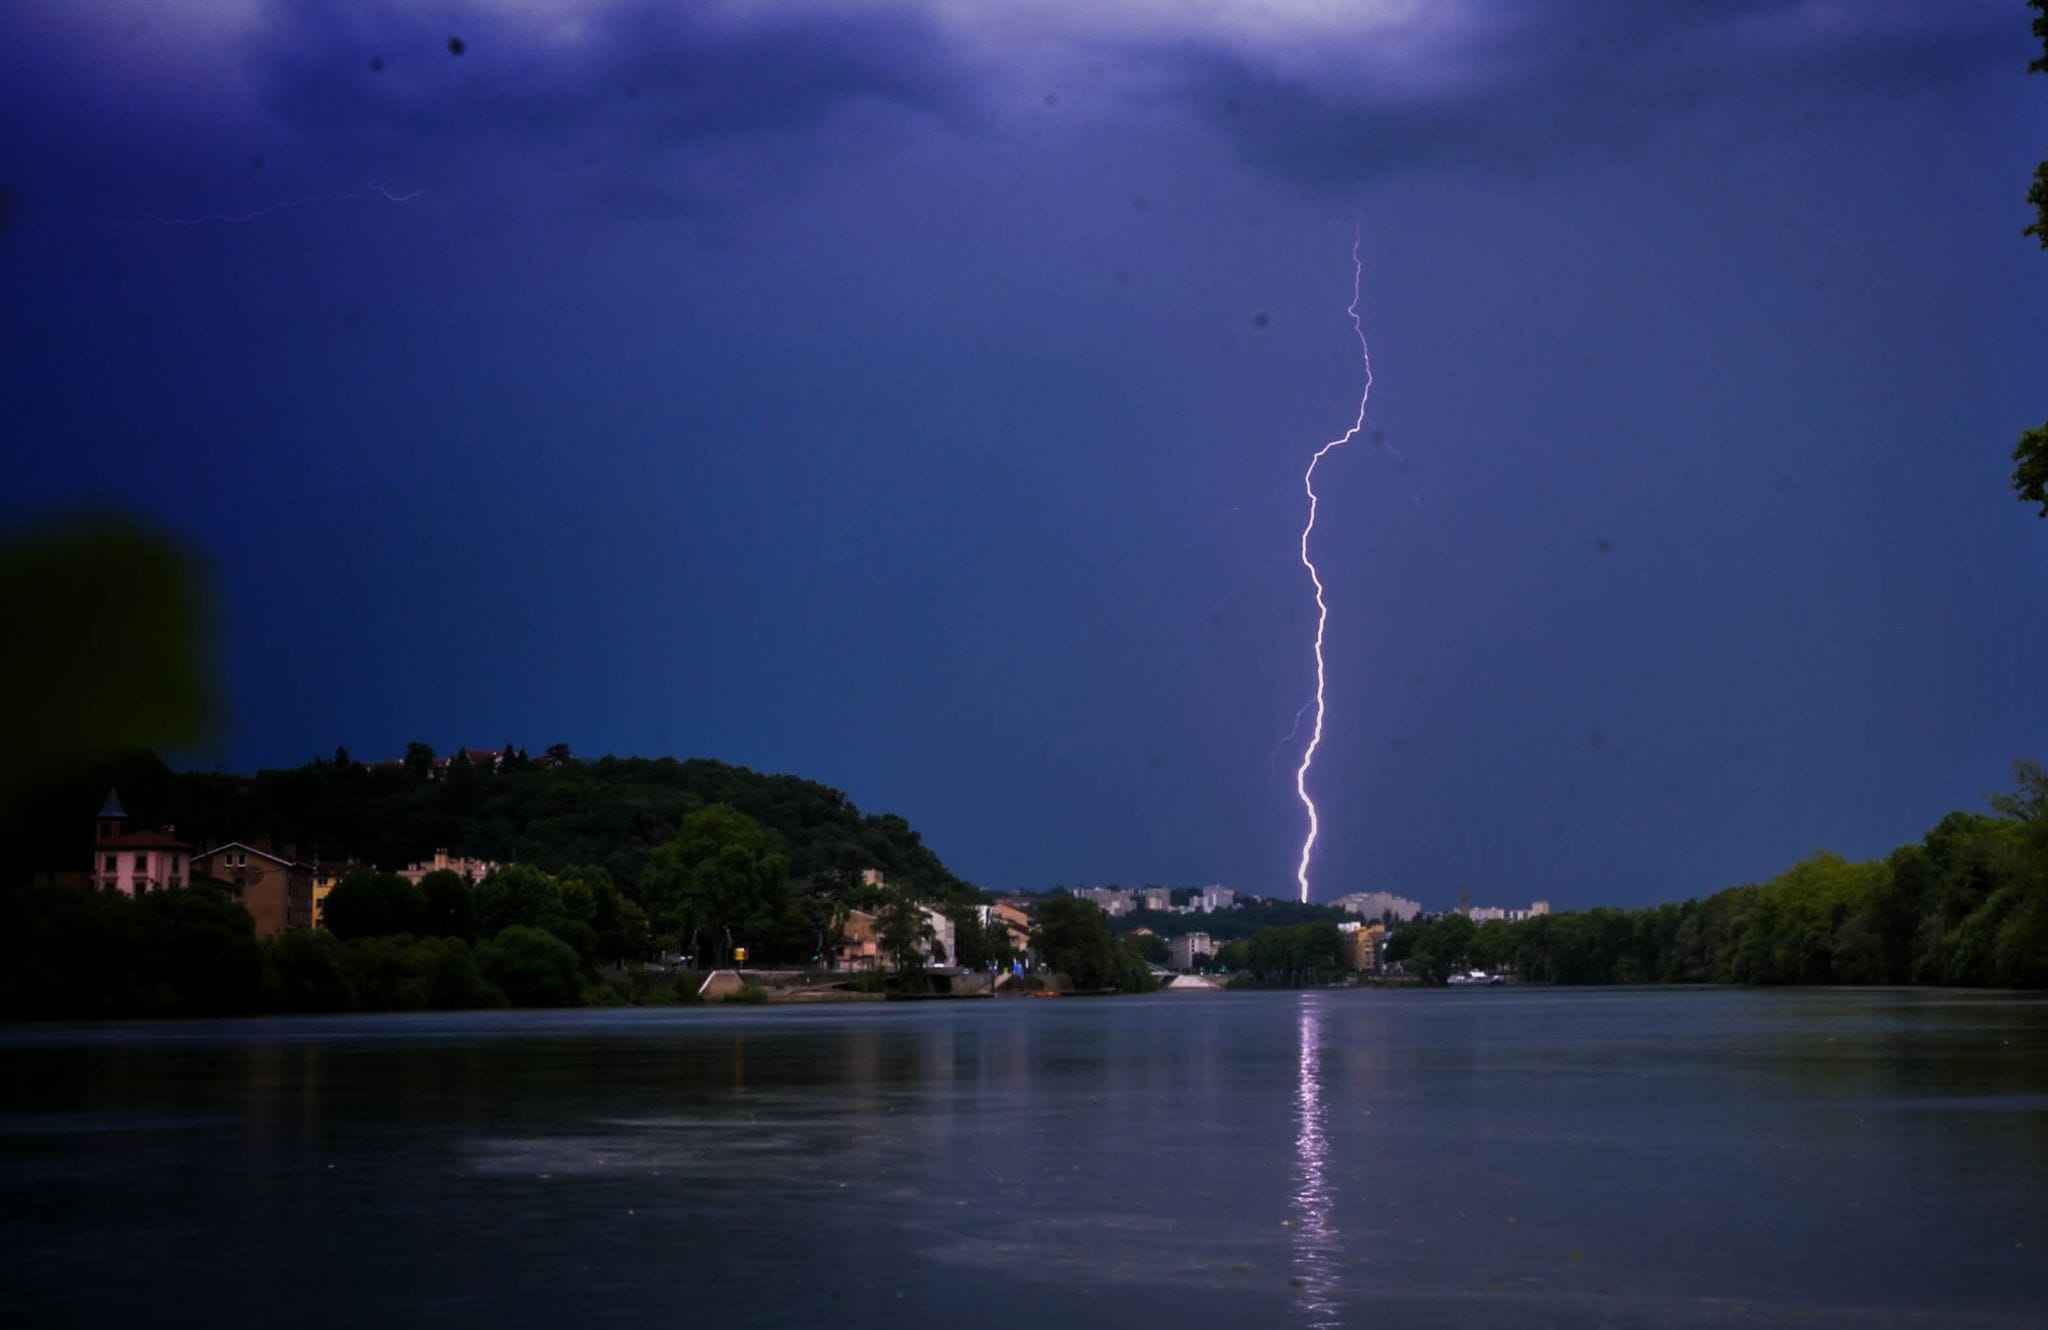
[1293,228,1374,903]
[1291,997,1341,1327]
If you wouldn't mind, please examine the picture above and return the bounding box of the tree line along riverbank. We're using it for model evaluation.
[1377,762,2048,988]
[0,742,1161,1017]
[2,751,2040,1014]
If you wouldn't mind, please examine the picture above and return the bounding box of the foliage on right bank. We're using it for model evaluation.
[1386,762,2048,987]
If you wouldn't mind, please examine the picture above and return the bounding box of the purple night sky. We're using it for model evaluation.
[3,1,2044,908]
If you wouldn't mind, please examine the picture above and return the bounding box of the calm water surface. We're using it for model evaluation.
[3,989,2045,1328]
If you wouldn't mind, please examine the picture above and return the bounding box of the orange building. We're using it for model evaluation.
[832,909,881,970]
[1342,923,1386,973]
[989,901,1033,956]
[190,842,314,938]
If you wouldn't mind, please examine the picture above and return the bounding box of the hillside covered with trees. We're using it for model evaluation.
[0,745,1005,1018]
[3,743,979,905]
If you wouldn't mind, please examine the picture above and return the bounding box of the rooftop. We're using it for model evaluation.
[96,829,191,851]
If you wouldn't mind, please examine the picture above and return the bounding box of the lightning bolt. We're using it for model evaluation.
[1293,225,1374,904]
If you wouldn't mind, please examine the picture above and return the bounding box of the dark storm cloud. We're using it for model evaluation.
[251,2,969,148]
[1146,0,2021,188]
[0,3,976,223]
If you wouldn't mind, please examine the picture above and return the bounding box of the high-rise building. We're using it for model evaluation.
[1080,888,1134,917]
[1332,891,1422,922]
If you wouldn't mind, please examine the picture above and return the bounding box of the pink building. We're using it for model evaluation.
[92,790,192,896]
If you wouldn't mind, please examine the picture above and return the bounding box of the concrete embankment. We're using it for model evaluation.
[695,969,998,1002]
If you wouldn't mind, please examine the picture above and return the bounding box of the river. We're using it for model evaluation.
[3,988,2044,1327]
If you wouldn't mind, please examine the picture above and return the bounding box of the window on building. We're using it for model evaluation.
[103,854,115,872]
[132,853,146,871]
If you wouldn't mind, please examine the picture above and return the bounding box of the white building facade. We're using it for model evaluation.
[1334,891,1422,922]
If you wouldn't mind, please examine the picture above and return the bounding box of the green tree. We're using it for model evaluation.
[261,929,359,1012]
[605,893,652,965]
[559,865,648,967]
[0,885,143,1017]
[641,805,791,966]
[135,886,263,1014]
[537,913,601,977]
[444,748,485,815]
[948,905,992,969]
[345,935,437,1010]
[422,937,502,1009]
[1991,887,2048,987]
[1468,919,1516,972]
[553,866,601,924]
[474,864,564,937]
[479,926,585,1006]
[1130,932,1170,966]
[1114,939,1159,993]
[1032,895,1121,990]
[403,741,436,779]
[876,888,938,976]
[2018,422,2048,518]
[2030,1,2048,241]
[1386,914,1477,984]
[2015,2,2048,514]
[321,873,425,941]
[1245,921,1346,985]
[1990,758,2048,830]
[786,888,849,968]
[417,868,475,940]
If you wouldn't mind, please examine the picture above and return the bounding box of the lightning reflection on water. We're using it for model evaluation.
[1291,996,1342,1327]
